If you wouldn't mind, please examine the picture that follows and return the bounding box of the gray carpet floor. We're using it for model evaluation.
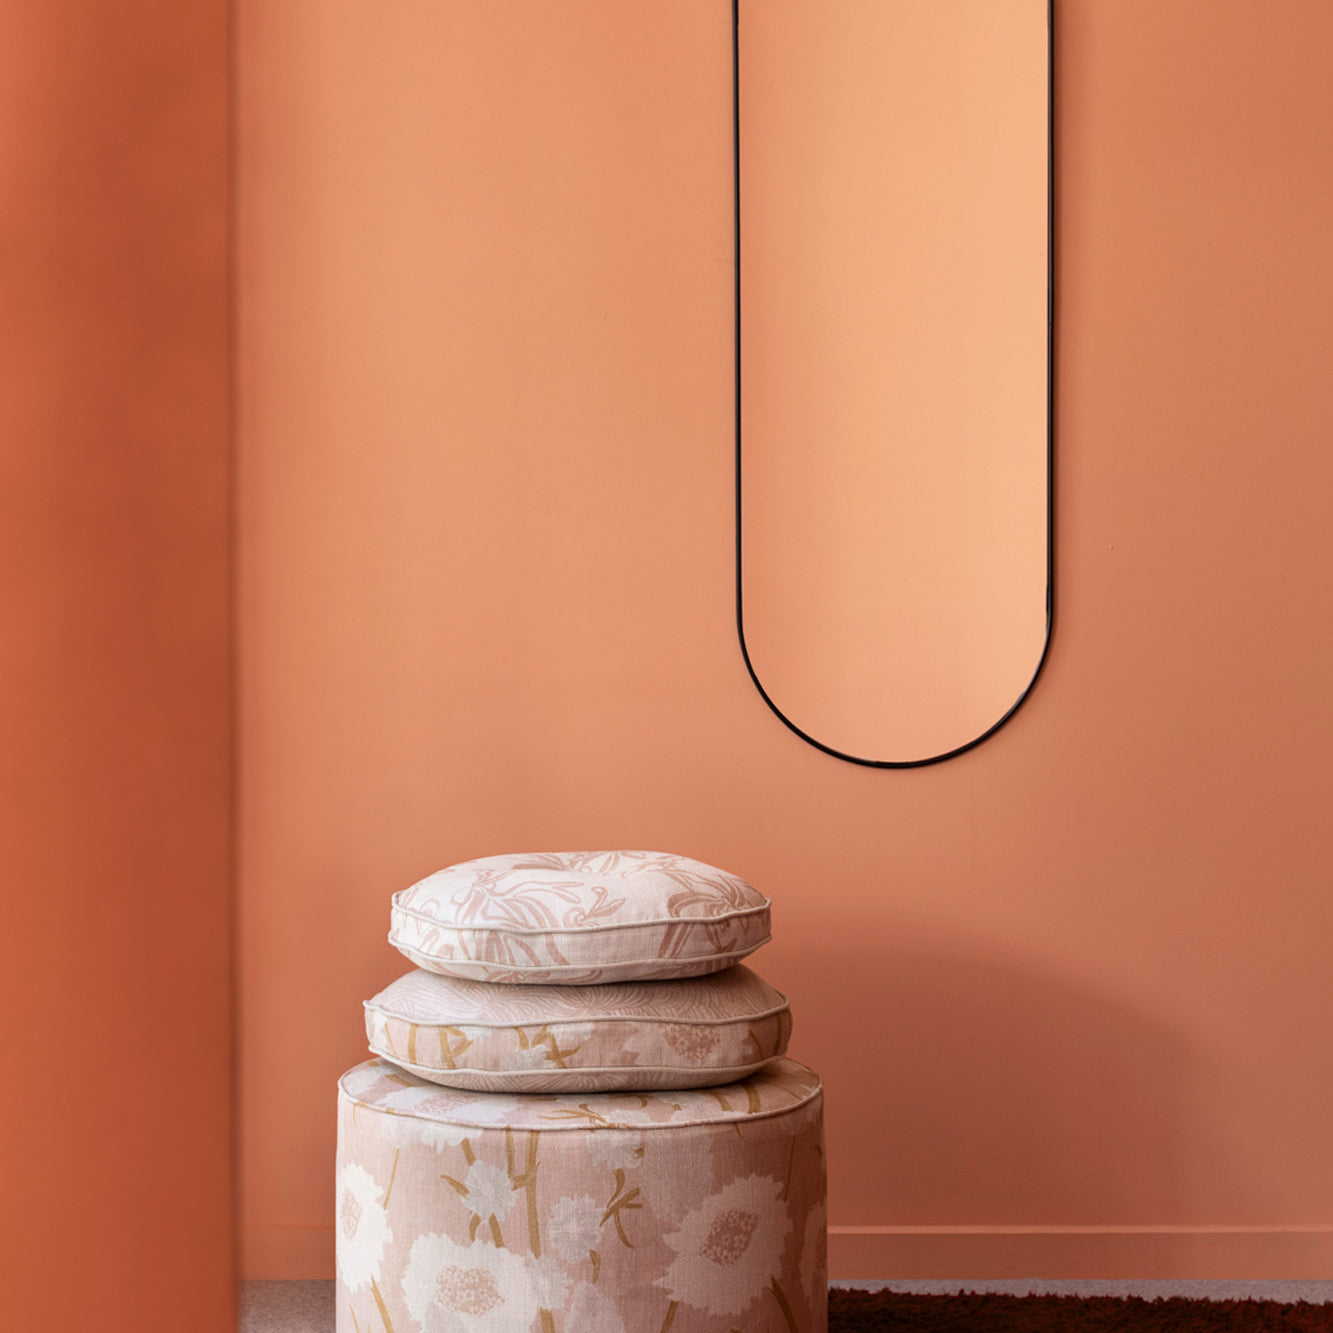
[241,1278,1333,1331]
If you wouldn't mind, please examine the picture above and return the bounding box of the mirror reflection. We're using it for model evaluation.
[737,0,1051,765]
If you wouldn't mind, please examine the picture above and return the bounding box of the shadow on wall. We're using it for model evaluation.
[781,935,1266,1274]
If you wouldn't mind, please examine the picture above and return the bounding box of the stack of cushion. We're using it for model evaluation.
[336,849,827,1333]
[366,848,790,1093]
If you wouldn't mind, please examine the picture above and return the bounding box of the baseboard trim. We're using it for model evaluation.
[829,1226,1333,1281]
[241,1222,1333,1282]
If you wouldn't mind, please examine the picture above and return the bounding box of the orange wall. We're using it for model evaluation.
[0,0,233,1325]
[238,0,1333,1279]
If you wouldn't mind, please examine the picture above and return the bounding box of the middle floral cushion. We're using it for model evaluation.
[363,964,791,1093]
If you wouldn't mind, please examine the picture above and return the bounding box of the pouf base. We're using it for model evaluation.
[335,1057,827,1333]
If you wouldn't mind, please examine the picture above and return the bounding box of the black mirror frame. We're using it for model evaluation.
[733,0,1056,767]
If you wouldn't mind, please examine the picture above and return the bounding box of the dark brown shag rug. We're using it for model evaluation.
[829,1289,1333,1332]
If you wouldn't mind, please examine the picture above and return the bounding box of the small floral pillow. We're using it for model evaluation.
[388,850,772,984]
[364,964,791,1093]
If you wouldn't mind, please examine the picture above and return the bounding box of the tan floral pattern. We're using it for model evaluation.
[365,964,791,1092]
[335,1057,826,1333]
[389,850,771,984]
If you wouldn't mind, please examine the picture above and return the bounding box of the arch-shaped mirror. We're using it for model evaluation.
[735,0,1053,766]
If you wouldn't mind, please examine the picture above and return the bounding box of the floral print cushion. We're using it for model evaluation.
[336,1057,826,1333]
[389,850,772,984]
[363,964,792,1093]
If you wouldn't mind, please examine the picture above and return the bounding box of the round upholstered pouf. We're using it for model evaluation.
[335,1056,827,1333]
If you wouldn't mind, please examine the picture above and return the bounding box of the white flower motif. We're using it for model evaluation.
[656,1174,791,1317]
[464,1160,514,1225]
[416,1090,487,1118]
[378,1085,523,1134]
[529,1253,572,1312]
[446,1094,525,1128]
[548,1194,604,1262]
[587,1130,643,1173]
[401,1231,539,1333]
[381,1086,458,1114]
[510,1040,559,1071]
[565,1280,628,1333]
[421,1121,475,1153]
[378,1109,472,1154]
[335,1163,393,1293]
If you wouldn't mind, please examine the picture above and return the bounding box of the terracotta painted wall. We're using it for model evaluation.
[238,0,1333,1279]
[0,0,233,1326]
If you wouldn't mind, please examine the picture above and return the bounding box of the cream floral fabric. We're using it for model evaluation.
[364,964,792,1093]
[389,850,772,985]
[336,1057,826,1333]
